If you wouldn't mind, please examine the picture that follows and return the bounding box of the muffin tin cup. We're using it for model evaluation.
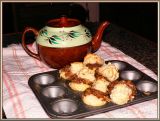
[120,70,142,81]
[33,74,56,85]
[28,60,158,119]
[52,99,78,115]
[42,86,65,98]
[136,80,158,95]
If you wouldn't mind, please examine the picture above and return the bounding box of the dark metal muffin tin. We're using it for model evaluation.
[28,60,158,119]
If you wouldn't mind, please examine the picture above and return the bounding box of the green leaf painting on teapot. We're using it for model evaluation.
[37,25,92,48]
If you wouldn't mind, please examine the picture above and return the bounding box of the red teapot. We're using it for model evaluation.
[22,17,110,69]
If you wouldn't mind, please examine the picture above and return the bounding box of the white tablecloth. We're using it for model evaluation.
[2,42,158,119]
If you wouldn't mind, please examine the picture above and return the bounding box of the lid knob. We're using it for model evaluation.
[47,16,81,27]
[60,16,68,26]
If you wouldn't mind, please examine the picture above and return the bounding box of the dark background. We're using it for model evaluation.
[99,3,157,43]
[3,2,158,43]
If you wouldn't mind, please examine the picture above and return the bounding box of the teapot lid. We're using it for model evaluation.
[47,16,81,27]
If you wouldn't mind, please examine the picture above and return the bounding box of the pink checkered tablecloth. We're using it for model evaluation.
[2,42,158,119]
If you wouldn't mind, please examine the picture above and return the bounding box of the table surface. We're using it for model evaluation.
[2,22,158,119]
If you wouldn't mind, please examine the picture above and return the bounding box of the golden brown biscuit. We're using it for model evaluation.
[82,94,107,106]
[70,62,85,74]
[108,80,136,105]
[59,65,72,80]
[59,62,84,80]
[92,75,110,93]
[83,53,104,69]
[82,88,110,106]
[69,82,90,92]
[97,62,119,82]
[77,66,96,83]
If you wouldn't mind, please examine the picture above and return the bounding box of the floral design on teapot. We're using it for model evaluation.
[40,29,61,44]
[39,28,91,45]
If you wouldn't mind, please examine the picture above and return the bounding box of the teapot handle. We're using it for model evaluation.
[22,27,41,60]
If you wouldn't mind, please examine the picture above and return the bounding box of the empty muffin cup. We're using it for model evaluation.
[136,80,157,95]
[109,60,126,70]
[34,74,55,85]
[42,86,65,98]
[120,70,141,80]
[52,99,78,114]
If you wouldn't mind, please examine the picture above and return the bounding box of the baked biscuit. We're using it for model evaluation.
[108,80,136,105]
[92,75,110,93]
[97,62,119,82]
[59,62,84,80]
[83,53,104,69]
[59,65,72,80]
[70,62,85,74]
[77,66,96,83]
[69,82,90,92]
[82,88,110,106]
[69,66,95,91]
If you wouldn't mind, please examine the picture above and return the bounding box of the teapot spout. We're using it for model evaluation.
[91,21,110,52]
